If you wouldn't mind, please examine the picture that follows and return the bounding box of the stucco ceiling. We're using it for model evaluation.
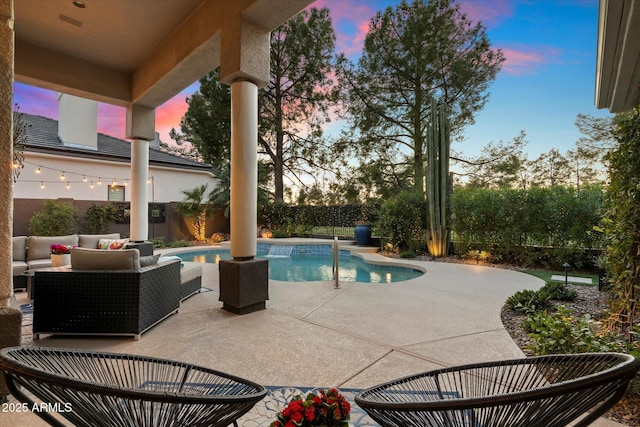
[14,0,313,108]
[595,0,640,113]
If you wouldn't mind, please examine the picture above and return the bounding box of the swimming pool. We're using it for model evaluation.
[175,244,424,283]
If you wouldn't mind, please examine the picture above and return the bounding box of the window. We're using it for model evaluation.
[108,185,125,202]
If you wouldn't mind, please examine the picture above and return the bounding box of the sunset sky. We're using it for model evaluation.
[13,0,611,160]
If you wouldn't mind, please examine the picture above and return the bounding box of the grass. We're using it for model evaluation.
[521,269,599,286]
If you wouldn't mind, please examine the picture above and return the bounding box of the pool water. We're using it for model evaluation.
[176,249,423,283]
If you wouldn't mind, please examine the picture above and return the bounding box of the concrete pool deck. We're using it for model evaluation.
[3,242,625,426]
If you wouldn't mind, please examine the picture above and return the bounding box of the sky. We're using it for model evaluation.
[13,0,611,161]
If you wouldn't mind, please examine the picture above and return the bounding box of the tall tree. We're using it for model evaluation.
[260,7,337,202]
[168,68,231,169]
[529,148,572,187]
[336,0,504,195]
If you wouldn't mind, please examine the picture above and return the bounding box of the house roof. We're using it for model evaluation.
[20,113,212,172]
[595,0,640,112]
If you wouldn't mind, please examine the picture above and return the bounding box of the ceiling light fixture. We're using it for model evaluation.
[72,0,86,8]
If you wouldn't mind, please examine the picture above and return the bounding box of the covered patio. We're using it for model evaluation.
[2,250,627,426]
[1,0,312,361]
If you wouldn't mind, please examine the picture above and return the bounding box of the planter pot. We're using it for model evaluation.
[354,224,372,246]
[51,254,71,267]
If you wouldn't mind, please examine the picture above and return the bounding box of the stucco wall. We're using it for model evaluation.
[14,152,213,202]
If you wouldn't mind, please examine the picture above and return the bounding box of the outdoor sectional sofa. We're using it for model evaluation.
[12,233,121,291]
[32,248,182,340]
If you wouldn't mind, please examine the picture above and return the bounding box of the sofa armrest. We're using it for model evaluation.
[33,260,181,338]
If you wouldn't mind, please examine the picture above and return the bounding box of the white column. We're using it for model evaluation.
[1,0,14,307]
[130,139,149,242]
[230,80,258,259]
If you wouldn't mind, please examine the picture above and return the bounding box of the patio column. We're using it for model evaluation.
[0,0,23,393]
[218,16,270,314]
[230,80,258,259]
[126,104,154,254]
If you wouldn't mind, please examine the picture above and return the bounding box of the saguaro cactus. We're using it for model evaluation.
[426,99,451,257]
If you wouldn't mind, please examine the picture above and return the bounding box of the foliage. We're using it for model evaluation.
[452,185,604,268]
[600,106,640,337]
[28,199,79,236]
[260,7,337,202]
[524,305,624,355]
[376,191,424,251]
[399,250,417,258]
[505,289,550,314]
[12,104,27,183]
[271,388,351,427]
[336,0,504,195]
[538,281,578,302]
[148,237,165,248]
[81,203,118,234]
[174,184,214,241]
[163,240,192,248]
[168,68,230,168]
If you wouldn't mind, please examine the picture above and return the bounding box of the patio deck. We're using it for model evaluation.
[2,246,625,426]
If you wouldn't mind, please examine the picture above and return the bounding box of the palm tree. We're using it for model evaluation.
[175,184,212,241]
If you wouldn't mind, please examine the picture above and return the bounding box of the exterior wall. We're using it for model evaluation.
[13,199,229,243]
[14,152,213,203]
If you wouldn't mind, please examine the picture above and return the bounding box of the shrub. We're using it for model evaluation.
[524,305,624,355]
[81,203,118,234]
[376,191,424,251]
[28,199,79,236]
[399,250,417,258]
[505,289,550,314]
[148,237,165,248]
[538,281,578,301]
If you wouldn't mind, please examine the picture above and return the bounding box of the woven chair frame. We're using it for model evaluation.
[0,347,266,427]
[355,352,640,427]
[32,260,181,339]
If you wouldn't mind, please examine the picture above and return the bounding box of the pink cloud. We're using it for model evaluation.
[97,104,125,139]
[499,45,562,75]
[457,0,514,26]
[309,0,376,57]
[156,93,190,144]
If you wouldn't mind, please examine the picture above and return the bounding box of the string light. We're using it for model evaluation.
[15,161,154,191]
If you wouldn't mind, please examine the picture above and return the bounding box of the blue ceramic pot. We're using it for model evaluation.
[354,224,372,246]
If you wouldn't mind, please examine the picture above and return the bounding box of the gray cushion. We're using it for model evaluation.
[180,262,202,285]
[12,236,27,262]
[140,254,161,267]
[78,233,121,249]
[12,261,28,276]
[27,235,79,261]
[71,247,141,270]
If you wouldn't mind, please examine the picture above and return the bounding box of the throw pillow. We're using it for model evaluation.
[140,254,161,267]
[97,238,129,250]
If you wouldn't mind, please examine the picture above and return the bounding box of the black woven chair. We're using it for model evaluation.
[0,347,266,427]
[355,352,640,427]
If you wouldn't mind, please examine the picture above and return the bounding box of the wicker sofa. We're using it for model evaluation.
[32,248,182,340]
[12,233,121,291]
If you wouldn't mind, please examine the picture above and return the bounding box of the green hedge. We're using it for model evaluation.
[451,185,604,268]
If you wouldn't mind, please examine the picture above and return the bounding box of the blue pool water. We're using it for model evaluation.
[176,245,423,283]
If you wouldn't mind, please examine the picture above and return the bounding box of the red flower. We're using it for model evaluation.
[271,388,351,427]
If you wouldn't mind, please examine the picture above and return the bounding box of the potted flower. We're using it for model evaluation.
[271,388,351,427]
[50,244,74,267]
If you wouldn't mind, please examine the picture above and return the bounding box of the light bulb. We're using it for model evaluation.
[36,166,41,174]
[40,181,44,189]
[66,182,70,189]
[60,171,65,180]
